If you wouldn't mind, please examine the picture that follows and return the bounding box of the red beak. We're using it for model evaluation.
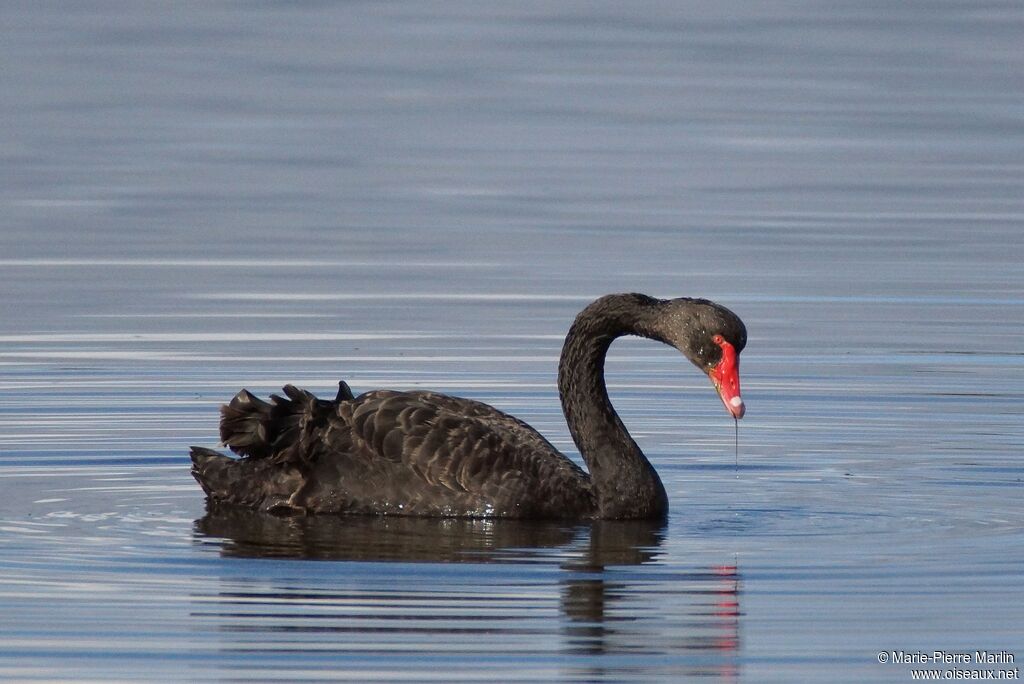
[709,338,745,419]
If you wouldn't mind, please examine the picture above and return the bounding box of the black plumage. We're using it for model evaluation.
[190,293,747,519]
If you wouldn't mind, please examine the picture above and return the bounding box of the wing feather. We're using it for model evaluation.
[337,390,591,515]
[210,384,595,517]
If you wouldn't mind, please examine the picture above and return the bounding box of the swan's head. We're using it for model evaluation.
[658,298,747,419]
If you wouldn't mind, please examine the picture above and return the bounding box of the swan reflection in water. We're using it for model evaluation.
[194,506,740,681]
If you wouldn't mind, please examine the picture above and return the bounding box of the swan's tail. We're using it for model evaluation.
[189,445,306,511]
[191,381,356,509]
[189,446,238,498]
[218,381,355,461]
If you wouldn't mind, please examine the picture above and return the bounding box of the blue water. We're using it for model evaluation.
[1,2,1022,682]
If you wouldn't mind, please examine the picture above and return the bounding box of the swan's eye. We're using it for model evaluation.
[712,334,724,345]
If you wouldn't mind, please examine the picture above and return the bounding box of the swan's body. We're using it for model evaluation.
[190,293,746,520]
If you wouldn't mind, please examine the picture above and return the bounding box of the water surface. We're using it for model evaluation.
[1,2,1022,682]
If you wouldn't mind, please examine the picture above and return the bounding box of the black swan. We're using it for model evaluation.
[190,293,746,519]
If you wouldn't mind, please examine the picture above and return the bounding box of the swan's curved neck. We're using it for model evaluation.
[558,294,669,519]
